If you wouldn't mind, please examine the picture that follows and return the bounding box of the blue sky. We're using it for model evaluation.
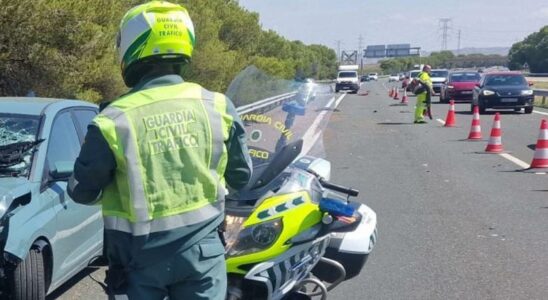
[238,0,548,53]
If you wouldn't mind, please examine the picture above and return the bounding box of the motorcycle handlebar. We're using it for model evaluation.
[319,178,359,197]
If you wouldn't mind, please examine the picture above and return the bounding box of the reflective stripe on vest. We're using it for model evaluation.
[103,201,223,235]
[93,82,231,236]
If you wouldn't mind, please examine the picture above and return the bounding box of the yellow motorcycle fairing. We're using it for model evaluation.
[226,190,322,274]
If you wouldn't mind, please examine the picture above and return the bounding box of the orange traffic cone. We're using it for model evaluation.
[389,87,394,97]
[401,88,408,104]
[529,119,548,168]
[444,100,456,127]
[467,105,482,140]
[485,112,503,153]
[393,88,399,100]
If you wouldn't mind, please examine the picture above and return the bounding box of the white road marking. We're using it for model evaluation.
[302,94,346,155]
[533,110,548,116]
[432,116,531,169]
[334,93,346,108]
[499,153,530,169]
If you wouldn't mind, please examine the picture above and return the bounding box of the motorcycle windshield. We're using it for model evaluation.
[226,66,336,199]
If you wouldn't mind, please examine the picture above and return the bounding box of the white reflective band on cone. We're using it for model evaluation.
[533,149,548,159]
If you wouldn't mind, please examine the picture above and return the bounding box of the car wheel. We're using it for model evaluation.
[11,248,47,300]
[524,107,533,114]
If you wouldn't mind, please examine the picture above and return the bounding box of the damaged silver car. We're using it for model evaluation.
[0,98,102,299]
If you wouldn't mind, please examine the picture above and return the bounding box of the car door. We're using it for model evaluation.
[40,110,102,286]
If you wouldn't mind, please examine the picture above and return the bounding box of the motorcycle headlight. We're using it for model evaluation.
[521,90,534,96]
[483,90,495,96]
[226,218,283,257]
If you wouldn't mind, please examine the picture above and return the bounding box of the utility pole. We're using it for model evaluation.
[358,35,364,73]
[457,29,461,54]
[439,18,451,51]
[335,40,342,63]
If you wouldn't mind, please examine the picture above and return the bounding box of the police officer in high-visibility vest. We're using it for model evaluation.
[414,65,434,124]
[68,2,252,299]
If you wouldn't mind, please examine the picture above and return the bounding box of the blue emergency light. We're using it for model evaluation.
[319,198,355,217]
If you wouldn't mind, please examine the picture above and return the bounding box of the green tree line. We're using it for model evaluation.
[0,0,338,103]
[508,25,548,73]
[379,51,507,74]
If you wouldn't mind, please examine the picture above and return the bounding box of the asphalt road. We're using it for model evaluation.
[49,80,548,299]
[327,80,548,299]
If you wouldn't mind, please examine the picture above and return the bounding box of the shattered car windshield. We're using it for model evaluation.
[0,114,41,177]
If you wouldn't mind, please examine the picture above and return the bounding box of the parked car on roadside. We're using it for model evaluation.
[368,73,378,81]
[472,72,535,114]
[0,97,102,299]
[440,71,481,103]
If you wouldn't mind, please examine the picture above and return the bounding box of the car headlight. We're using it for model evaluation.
[447,85,454,89]
[521,90,534,96]
[226,218,283,257]
[483,90,495,96]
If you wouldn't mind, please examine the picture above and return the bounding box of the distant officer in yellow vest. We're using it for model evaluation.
[414,65,433,124]
[68,2,252,299]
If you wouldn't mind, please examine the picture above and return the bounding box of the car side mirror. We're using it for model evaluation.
[50,161,74,181]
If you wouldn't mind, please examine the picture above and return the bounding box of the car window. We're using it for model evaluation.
[0,114,41,177]
[73,109,97,141]
[485,75,527,86]
[339,72,357,78]
[45,111,81,173]
[450,73,480,82]
[431,71,448,77]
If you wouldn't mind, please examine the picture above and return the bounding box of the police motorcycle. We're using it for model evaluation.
[223,67,378,300]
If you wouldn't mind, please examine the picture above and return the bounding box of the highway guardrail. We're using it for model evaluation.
[236,91,297,115]
[534,89,548,106]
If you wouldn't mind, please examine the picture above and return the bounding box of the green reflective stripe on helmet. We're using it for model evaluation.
[118,11,152,65]
[103,201,222,236]
[187,28,195,46]
[121,29,152,70]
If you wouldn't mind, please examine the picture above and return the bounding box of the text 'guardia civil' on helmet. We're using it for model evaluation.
[117,1,195,83]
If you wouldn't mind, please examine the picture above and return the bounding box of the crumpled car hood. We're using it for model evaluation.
[0,177,32,220]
